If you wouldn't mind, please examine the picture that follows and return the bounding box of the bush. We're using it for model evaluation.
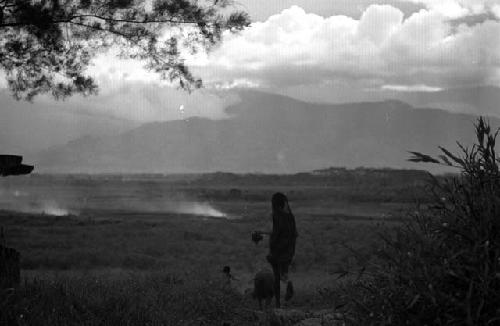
[346,118,500,325]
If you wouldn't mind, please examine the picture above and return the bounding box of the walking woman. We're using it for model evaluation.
[254,192,298,308]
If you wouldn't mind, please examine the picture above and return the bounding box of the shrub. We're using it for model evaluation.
[346,117,500,325]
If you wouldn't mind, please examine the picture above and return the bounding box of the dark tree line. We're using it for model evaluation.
[0,0,250,100]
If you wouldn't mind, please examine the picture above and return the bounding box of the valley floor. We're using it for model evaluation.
[0,172,423,325]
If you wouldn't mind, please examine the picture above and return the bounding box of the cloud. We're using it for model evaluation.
[236,0,425,22]
[31,49,240,123]
[381,84,443,92]
[49,82,238,123]
[0,71,7,89]
[188,4,500,92]
[400,0,500,18]
[494,4,500,18]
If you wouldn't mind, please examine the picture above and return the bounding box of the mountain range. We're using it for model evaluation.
[31,90,500,174]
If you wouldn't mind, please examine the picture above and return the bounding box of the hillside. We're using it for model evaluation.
[34,91,499,173]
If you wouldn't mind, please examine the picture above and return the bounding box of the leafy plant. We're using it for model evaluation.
[347,117,500,325]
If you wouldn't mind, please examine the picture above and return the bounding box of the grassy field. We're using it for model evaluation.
[0,170,429,325]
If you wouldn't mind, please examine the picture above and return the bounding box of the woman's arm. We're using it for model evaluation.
[254,230,271,235]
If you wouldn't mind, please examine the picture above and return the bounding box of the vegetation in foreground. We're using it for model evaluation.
[1,272,252,326]
[0,211,369,325]
[344,118,500,325]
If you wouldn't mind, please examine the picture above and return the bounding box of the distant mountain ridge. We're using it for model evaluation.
[34,90,499,174]
[393,85,500,117]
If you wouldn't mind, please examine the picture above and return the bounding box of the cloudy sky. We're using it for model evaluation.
[1,0,500,152]
[190,0,500,94]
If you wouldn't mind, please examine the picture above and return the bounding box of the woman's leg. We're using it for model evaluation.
[285,279,294,301]
[280,262,294,301]
[271,262,281,308]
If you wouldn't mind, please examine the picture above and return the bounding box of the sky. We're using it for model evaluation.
[189,0,500,93]
[1,0,500,152]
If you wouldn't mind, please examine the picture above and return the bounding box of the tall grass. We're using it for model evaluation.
[345,117,500,325]
[1,272,254,326]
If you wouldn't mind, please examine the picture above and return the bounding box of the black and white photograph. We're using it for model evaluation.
[1,0,500,325]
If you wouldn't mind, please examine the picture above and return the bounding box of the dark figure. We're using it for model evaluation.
[267,192,298,308]
[253,270,274,310]
[222,265,237,286]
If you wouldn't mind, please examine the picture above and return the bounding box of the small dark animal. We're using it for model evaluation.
[222,265,231,275]
[253,270,274,310]
[222,265,233,285]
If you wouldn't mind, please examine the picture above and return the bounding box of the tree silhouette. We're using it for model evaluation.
[0,0,249,100]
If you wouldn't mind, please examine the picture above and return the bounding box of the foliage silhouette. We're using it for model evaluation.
[347,117,500,325]
[0,0,250,100]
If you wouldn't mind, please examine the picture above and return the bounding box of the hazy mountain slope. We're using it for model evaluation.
[0,90,138,155]
[35,91,499,173]
[388,85,500,117]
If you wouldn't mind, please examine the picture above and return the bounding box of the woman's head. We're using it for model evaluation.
[272,192,289,213]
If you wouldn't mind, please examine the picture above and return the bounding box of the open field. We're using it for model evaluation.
[0,170,431,325]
